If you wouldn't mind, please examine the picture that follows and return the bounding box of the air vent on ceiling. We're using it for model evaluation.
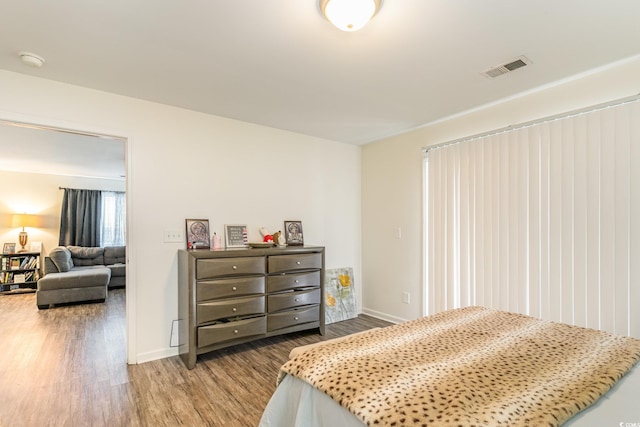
[482,55,532,78]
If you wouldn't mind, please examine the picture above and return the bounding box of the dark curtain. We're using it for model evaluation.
[59,188,102,247]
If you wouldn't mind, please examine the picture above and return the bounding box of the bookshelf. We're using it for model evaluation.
[0,251,40,294]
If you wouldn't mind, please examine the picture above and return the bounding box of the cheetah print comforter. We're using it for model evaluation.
[280,306,640,426]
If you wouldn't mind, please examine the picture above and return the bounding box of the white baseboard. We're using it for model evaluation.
[136,347,179,364]
[360,308,408,324]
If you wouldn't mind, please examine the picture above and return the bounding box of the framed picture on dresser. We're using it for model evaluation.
[185,219,210,249]
[284,221,304,246]
[225,224,248,248]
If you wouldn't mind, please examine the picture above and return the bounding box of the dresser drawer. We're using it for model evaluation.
[268,253,322,273]
[198,316,266,348]
[268,306,320,332]
[197,276,265,302]
[197,296,265,325]
[267,271,320,293]
[268,288,320,313]
[197,257,265,279]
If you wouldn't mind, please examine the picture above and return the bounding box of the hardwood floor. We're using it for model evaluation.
[0,289,391,427]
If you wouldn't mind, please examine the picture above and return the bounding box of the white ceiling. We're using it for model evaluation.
[0,122,125,180]
[1,1,639,177]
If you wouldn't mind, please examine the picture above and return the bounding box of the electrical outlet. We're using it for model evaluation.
[402,292,410,304]
[164,229,183,243]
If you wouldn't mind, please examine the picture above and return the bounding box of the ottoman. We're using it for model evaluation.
[36,267,111,309]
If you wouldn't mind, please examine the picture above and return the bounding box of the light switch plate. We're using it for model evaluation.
[402,292,410,304]
[164,229,183,243]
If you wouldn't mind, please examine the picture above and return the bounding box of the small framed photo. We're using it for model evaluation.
[30,241,42,253]
[284,221,304,246]
[3,243,16,254]
[185,219,210,249]
[225,224,248,248]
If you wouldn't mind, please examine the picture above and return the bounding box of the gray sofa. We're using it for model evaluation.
[36,246,126,309]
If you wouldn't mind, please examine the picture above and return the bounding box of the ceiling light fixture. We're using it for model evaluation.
[319,0,382,32]
[19,52,45,68]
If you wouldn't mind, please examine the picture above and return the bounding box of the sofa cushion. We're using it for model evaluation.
[108,263,126,278]
[49,247,74,272]
[67,246,105,266]
[37,268,111,291]
[104,246,126,265]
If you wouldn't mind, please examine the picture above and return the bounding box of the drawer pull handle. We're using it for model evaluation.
[232,265,238,270]
[295,280,299,284]
[294,316,299,320]
[294,298,300,302]
[232,307,237,312]
[232,286,237,291]
[296,261,301,265]
[234,330,239,334]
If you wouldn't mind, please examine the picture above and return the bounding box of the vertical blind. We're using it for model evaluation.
[425,97,640,338]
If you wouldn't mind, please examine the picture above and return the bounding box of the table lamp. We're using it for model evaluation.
[12,213,41,253]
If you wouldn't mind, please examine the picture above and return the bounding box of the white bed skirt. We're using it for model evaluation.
[259,374,362,427]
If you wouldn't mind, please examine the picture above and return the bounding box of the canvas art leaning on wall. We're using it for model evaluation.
[324,267,357,324]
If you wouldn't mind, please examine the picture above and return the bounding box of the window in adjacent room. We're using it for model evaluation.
[100,191,126,247]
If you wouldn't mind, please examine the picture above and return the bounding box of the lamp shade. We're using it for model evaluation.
[320,0,381,32]
[12,213,41,228]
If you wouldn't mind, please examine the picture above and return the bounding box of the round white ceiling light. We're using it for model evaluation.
[19,52,45,68]
[319,0,382,32]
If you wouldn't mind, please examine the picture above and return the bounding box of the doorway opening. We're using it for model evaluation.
[0,117,134,363]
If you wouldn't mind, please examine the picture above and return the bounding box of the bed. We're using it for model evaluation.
[259,306,640,426]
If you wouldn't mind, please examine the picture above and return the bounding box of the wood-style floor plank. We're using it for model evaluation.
[0,289,391,426]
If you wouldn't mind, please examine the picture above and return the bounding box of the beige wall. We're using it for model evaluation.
[0,170,124,255]
[0,69,362,363]
[362,55,640,323]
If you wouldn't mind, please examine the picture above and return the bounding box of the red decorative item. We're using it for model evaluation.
[263,234,274,243]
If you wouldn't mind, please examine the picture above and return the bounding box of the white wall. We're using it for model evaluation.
[0,170,124,255]
[362,55,640,323]
[0,70,362,363]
